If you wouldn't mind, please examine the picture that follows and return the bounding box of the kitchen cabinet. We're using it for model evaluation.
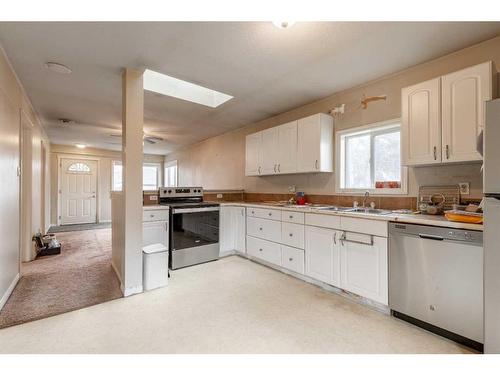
[305,225,341,287]
[402,61,494,166]
[340,232,388,305]
[220,206,246,255]
[244,113,333,176]
[246,216,282,243]
[297,113,334,173]
[281,245,305,274]
[247,235,282,265]
[143,221,168,248]
[402,77,442,165]
[261,127,280,175]
[442,61,493,163]
[277,121,298,174]
[245,132,262,176]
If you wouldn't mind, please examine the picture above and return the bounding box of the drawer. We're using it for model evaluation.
[281,222,305,249]
[247,236,282,266]
[341,217,388,237]
[281,245,305,274]
[305,213,341,229]
[282,211,305,224]
[247,207,282,221]
[246,216,281,243]
[143,209,169,222]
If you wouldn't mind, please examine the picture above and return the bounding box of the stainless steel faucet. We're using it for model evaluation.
[362,191,370,208]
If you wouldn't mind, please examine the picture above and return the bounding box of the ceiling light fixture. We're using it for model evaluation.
[272,21,295,29]
[143,69,233,108]
[45,62,72,74]
[75,143,86,149]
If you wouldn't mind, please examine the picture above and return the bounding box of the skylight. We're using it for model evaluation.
[143,69,233,108]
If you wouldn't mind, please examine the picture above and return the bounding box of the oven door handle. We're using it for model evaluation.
[172,207,220,214]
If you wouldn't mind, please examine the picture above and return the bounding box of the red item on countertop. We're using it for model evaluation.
[296,196,306,205]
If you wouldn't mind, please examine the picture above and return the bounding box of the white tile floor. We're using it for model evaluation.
[0,256,473,353]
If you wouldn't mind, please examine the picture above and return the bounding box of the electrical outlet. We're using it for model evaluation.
[217,193,223,199]
[288,185,296,193]
[459,182,470,195]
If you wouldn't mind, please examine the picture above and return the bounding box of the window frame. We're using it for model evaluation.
[111,161,162,192]
[335,118,408,195]
[164,160,178,187]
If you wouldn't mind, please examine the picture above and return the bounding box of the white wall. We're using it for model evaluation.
[50,144,164,225]
[0,45,49,307]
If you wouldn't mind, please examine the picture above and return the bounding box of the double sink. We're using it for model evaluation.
[266,202,393,216]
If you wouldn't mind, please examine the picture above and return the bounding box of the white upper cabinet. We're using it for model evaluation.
[277,121,298,174]
[402,61,495,166]
[441,61,493,163]
[402,77,442,165]
[297,113,334,173]
[261,127,280,175]
[245,113,333,176]
[245,131,262,176]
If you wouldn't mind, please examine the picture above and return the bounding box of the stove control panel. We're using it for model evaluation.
[159,187,203,198]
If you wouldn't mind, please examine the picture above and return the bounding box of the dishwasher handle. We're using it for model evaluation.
[418,233,444,241]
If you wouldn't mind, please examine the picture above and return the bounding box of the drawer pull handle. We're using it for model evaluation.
[251,211,255,214]
[259,248,263,252]
[259,227,263,231]
[150,214,154,218]
[289,215,293,219]
[289,257,293,261]
[268,213,272,216]
[289,233,293,237]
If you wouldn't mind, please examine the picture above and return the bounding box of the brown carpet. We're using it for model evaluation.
[0,228,122,329]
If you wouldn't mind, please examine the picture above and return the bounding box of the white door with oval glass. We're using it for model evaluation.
[60,159,98,225]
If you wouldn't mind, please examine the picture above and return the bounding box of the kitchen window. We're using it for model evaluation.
[111,161,161,191]
[164,160,178,187]
[336,119,407,194]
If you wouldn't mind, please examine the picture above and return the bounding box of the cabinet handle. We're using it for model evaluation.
[289,257,293,261]
[433,146,437,160]
[289,233,293,237]
[315,159,319,170]
[259,227,263,231]
[268,212,272,216]
[334,232,337,245]
[259,248,263,252]
[445,145,450,159]
[289,215,293,219]
[150,214,154,218]
[258,166,261,174]
[274,164,277,173]
[278,164,280,173]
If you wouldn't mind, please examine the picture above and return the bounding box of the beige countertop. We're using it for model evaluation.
[219,202,484,231]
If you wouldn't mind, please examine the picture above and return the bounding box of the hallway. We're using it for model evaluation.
[0,228,122,329]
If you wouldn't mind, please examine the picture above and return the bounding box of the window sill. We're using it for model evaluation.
[335,188,408,196]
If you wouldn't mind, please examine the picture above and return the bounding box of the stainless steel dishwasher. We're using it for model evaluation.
[389,222,483,351]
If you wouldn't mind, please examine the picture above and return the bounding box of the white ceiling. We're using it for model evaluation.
[0,22,499,155]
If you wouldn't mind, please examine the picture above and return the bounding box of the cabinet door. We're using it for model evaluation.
[297,115,321,172]
[340,234,388,305]
[245,132,262,176]
[401,78,442,165]
[219,206,235,254]
[235,207,246,253]
[442,62,492,163]
[305,226,341,287]
[277,121,298,174]
[143,221,168,248]
[261,127,280,175]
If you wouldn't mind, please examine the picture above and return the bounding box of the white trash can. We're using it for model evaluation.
[143,243,169,291]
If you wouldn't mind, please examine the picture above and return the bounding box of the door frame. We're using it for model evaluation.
[57,155,100,226]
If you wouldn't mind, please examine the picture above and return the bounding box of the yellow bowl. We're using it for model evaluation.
[445,212,483,224]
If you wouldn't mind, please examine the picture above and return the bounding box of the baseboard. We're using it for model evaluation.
[219,250,237,258]
[99,220,112,223]
[123,284,143,297]
[0,273,20,311]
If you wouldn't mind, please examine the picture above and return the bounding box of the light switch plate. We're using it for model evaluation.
[459,182,470,195]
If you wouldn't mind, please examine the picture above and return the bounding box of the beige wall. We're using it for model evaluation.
[50,144,164,225]
[1,45,49,306]
[166,35,500,199]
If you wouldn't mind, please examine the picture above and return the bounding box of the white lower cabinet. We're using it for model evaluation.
[247,235,282,265]
[305,226,341,287]
[246,216,281,243]
[340,233,388,305]
[220,206,246,255]
[142,221,168,248]
[281,245,305,274]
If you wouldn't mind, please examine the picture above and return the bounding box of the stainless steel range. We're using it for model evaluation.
[159,187,220,269]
